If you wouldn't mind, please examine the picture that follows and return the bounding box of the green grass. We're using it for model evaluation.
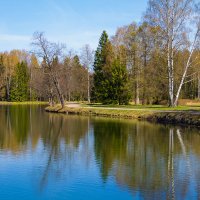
[82,103,200,111]
[45,103,200,126]
[45,105,154,119]
[45,102,200,126]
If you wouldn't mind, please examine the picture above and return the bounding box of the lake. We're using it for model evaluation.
[0,105,199,200]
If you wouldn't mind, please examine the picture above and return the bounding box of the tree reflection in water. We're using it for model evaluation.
[93,119,200,199]
[0,105,199,199]
[38,113,91,192]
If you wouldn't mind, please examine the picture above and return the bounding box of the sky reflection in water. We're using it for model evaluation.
[0,105,199,200]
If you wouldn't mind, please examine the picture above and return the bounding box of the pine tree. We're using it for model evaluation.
[111,58,131,105]
[93,31,114,103]
[93,31,131,105]
[93,31,108,101]
[10,62,29,102]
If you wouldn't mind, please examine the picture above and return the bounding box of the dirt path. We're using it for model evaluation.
[66,102,81,108]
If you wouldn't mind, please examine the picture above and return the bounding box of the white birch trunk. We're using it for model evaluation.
[167,39,174,106]
[173,28,199,106]
[87,69,90,103]
[135,79,140,105]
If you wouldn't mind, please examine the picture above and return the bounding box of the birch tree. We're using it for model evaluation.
[146,0,200,106]
[4,52,19,101]
[80,44,94,103]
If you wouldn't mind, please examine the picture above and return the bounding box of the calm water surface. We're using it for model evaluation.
[0,105,199,200]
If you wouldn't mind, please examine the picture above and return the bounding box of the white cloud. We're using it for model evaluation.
[0,34,31,51]
[0,34,30,42]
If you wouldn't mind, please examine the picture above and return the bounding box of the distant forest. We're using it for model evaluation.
[0,0,199,107]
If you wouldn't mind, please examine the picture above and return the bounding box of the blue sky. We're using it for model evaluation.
[0,0,148,51]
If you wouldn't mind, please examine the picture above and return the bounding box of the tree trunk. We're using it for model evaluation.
[142,44,147,105]
[30,67,32,101]
[5,78,11,101]
[167,39,174,107]
[173,27,199,106]
[52,75,65,108]
[135,79,140,105]
[68,91,71,102]
[198,74,200,100]
[173,36,198,106]
[133,50,140,105]
[87,70,90,103]
[49,88,54,107]
[55,84,65,108]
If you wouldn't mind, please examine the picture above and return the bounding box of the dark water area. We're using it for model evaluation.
[0,105,199,200]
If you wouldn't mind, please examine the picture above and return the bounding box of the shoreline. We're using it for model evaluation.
[45,105,200,127]
[0,101,48,105]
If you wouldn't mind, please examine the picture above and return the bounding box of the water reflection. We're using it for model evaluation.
[94,122,200,200]
[0,105,199,199]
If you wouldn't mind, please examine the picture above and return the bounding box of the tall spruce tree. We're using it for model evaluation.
[93,31,114,103]
[93,31,131,104]
[93,31,108,102]
[111,58,130,105]
[10,62,29,102]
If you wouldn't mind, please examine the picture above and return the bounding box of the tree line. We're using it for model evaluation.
[0,0,199,107]
[0,47,91,103]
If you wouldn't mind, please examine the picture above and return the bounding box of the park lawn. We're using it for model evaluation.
[82,103,200,111]
[45,103,200,126]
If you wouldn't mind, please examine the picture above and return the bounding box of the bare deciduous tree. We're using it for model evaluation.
[80,44,94,103]
[32,32,65,108]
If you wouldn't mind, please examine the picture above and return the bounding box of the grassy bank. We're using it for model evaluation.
[45,105,154,119]
[0,101,48,105]
[45,104,200,127]
[83,104,200,111]
[147,112,200,127]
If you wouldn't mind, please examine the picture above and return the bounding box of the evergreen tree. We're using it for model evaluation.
[111,58,131,105]
[10,62,29,102]
[93,31,108,101]
[73,55,82,67]
[93,31,113,103]
[93,31,131,105]
[93,31,131,104]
